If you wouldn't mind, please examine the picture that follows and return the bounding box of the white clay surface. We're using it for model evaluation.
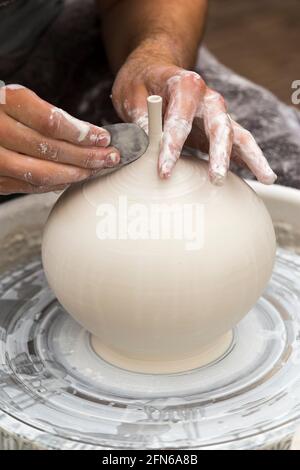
[42,96,276,374]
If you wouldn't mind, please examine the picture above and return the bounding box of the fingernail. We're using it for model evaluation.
[261,169,277,185]
[90,132,111,147]
[105,152,120,167]
[159,160,174,179]
[210,168,227,186]
[271,172,278,183]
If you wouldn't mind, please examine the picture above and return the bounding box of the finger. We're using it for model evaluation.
[0,146,93,186]
[0,112,120,169]
[202,89,233,185]
[116,84,149,133]
[231,118,277,184]
[159,71,205,178]
[0,176,67,195]
[3,85,111,146]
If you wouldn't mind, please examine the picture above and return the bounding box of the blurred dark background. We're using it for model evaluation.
[205,0,300,106]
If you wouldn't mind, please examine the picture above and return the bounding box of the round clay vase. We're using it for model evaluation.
[42,96,276,374]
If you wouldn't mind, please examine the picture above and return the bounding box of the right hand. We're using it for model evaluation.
[0,85,120,195]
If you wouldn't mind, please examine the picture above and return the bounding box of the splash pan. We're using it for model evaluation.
[0,184,300,450]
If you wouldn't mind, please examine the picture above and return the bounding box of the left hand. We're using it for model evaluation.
[112,58,277,185]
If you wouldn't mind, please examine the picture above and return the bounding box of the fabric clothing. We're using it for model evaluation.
[0,0,63,78]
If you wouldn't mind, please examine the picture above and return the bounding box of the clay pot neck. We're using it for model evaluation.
[146,95,163,158]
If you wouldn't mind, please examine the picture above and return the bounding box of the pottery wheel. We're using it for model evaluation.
[0,247,300,450]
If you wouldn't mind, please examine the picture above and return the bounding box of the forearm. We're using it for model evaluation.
[97,0,208,73]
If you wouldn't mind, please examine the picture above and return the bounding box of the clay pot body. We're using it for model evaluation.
[42,96,276,373]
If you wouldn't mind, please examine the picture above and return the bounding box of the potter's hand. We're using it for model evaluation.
[0,85,120,195]
[113,63,277,185]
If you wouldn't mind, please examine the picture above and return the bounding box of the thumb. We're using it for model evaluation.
[117,84,149,134]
